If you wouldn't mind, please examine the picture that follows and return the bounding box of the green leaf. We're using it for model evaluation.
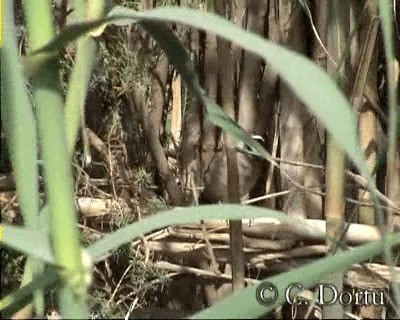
[108,6,368,175]
[32,21,105,55]
[0,268,59,317]
[139,21,270,160]
[23,20,104,78]
[378,0,400,309]
[2,225,54,264]
[88,205,311,261]
[1,0,40,228]
[2,205,313,265]
[191,233,400,319]
[25,6,367,175]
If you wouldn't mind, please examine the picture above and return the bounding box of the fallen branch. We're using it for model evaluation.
[249,245,328,266]
[154,260,397,291]
[74,196,398,244]
[153,260,259,284]
[168,227,295,250]
[181,218,389,244]
[144,240,260,255]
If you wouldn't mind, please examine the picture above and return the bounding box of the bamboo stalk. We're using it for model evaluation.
[22,0,100,317]
[216,0,244,292]
[323,1,350,318]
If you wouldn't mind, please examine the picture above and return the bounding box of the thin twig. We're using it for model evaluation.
[153,260,259,284]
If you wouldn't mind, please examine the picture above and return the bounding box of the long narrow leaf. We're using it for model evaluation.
[0,269,59,318]
[2,225,54,264]
[24,7,367,176]
[88,204,315,261]
[191,233,400,319]
[23,0,88,317]
[109,7,367,175]
[378,0,400,310]
[2,205,316,264]
[1,0,39,227]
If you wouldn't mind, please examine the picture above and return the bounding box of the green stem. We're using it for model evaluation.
[23,0,88,317]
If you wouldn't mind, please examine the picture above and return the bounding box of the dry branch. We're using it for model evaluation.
[154,260,259,284]
[76,195,394,244]
[131,56,184,206]
[153,260,397,291]
[181,217,386,244]
[167,228,295,250]
[249,245,328,267]
[144,241,260,255]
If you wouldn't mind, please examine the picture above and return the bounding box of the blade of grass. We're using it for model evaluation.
[2,225,54,264]
[64,0,104,154]
[87,204,317,261]
[0,269,59,318]
[23,0,88,317]
[108,6,368,176]
[379,0,400,311]
[24,7,367,176]
[4,231,399,319]
[2,1,43,316]
[9,5,396,317]
[1,0,40,228]
[64,39,96,153]
[112,14,399,315]
[190,232,400,319]
[2,205,317,268]
[23,21,104,78]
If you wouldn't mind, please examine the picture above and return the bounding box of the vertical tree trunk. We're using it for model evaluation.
[278,0,311,219]
[147,55,185,205]
[304,0,328,220]
[323,1,350,318]
[259,0,280,209]
[178,0,203,189]
[201,5,219,181]
[217,0,244,293]
[238,0,266,135]
[354,0,378,227]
